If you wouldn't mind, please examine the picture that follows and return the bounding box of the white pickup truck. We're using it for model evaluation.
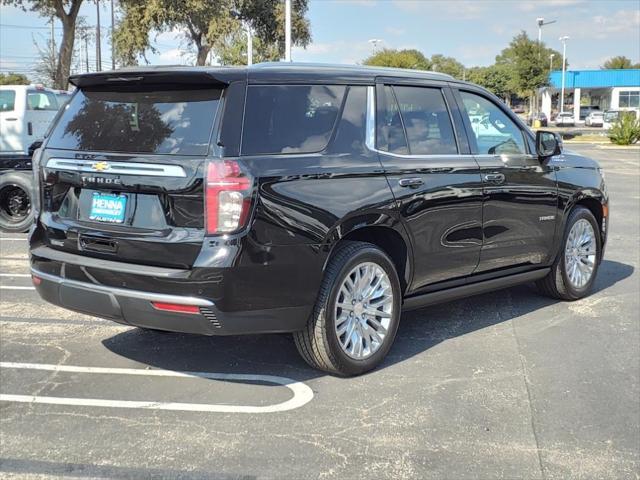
[0,85,62,232]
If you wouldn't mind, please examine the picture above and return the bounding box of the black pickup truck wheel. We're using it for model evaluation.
[0,172,34,233]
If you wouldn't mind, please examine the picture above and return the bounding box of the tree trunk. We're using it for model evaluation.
[54,16,77,89]
[52,0,83,90]
[196,45,211,66]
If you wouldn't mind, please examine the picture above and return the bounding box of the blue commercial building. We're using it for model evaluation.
[540,69,640,123]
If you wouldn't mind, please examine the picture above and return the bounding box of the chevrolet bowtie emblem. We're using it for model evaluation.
[91,161,110,172]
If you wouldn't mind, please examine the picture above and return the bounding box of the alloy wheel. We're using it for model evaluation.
[334,262,394,360]
[564,218,597,289]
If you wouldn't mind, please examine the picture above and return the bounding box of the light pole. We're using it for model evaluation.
[537,17,557,44]
[96,0,102,72]
[368,39,382,56]
[246,23,253,66]
[111,0,115,70]
[559,36,569,114]
[549,53,555,73]
[285,0,291,62]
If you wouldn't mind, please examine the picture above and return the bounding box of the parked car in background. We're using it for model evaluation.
[526,111,548,127]
[579,105,600,122]
[603,109,640,130]
[28,64,609,375]
[585,111,604,127]
[555,112,575,127]
[512,105,525,114]
[0,84,59,232]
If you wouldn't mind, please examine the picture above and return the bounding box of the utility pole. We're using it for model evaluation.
[50,16,57,73]
[549,53,555,73]
[96,0,102,72]
[559,36,569,114]
[285,0,291,62]
[83,27,90,73]
[110,0,115,70]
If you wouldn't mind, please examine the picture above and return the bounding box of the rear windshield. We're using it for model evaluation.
[242,85,346,155]
[47,88,221,155]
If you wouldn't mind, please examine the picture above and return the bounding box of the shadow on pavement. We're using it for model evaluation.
[102,259,634,381]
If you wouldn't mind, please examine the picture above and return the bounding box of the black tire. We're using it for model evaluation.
[0,172,34,233]
[536,206,601,300]
[293,241,402,376]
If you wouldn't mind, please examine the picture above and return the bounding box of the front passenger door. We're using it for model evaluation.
[455,89,558,273]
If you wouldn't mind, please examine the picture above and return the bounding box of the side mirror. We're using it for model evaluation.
[536,130,562,159]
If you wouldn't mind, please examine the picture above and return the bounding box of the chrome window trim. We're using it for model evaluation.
[31,268,214,307]
[45,158,187,178]
[365,85,472,160]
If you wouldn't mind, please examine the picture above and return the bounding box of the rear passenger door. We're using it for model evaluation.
[453,88,558,272]
[372,80,483,291]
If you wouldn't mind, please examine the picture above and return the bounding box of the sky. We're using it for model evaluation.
[1,0,639,80]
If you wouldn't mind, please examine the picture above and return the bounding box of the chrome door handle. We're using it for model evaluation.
[483,173,505,184]
[398,177,424,188]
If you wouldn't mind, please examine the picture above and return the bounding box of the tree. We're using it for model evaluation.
[495,31,563,106]
[0,73,30,85]
[602,56,640,70]
[115,0,311,66]
[466,64,514,102]
[3,0,84,89]
[429,54,464,78]
[363,48,430,70]
[215,24,279,65]
[33,37,58,87]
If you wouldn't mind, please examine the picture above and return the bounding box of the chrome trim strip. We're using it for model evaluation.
[31,268,214,307]
[45,158,187,178]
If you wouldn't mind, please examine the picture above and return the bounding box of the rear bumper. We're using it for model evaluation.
[31,268,311,335]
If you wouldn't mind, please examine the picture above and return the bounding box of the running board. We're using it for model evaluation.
[402,268,550,311]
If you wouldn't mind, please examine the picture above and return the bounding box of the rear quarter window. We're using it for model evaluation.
[241,85,346,155]
[0,90,16,112]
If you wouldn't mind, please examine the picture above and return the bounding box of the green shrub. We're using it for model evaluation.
[608,112,640,145]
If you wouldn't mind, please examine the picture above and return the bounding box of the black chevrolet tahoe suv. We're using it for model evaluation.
[29,63,608,376]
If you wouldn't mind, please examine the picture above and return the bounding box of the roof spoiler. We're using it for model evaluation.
[69,69,233,88]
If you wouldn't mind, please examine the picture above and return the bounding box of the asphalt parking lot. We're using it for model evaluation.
[1,143,638,480]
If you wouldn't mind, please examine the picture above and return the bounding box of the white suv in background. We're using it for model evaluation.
[0,85,61,232]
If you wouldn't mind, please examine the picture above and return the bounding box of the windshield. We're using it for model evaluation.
[47,87,221,155]
[604,111,619,122]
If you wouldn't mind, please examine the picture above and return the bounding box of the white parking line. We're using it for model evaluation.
[0,238,27,241]
[0,286,35,290]
[0,274,31,277]
[0,362,314,413]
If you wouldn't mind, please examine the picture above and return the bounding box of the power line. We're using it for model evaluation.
[0,23,62,30]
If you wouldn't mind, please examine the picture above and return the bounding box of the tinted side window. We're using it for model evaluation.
[0,90,16,112]
[328,86,367,154]
[393,86,457,155]
[242,85,346,155]
[27,91,58,111]
[376,85,408,154]
[459,91,526,155]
